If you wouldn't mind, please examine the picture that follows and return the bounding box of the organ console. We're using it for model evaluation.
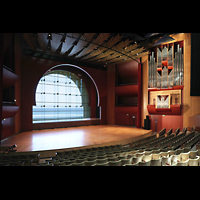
[147,89,182,115]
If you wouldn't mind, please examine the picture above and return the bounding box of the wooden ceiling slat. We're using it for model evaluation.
[105,34,122,48]
[37,33,49,52]
[108,55,127,63]
[73,33,101,58]
[92,33,110,45]
[68,35,88,56]
[100,52,122,63]
[135,51,149,58]
[128,47,145,57]
[50,33,63,53]
[74,43,99,58]
[122,43,138,54]
[113,39,131,51]
[83,33,96,42]
[82,46,107,60]
[22,32,163,67]
[71,33,82,40]
[87,49,116,62]
[60,34,77,55]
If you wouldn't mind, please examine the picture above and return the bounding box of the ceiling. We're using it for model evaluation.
[21,33,177,70]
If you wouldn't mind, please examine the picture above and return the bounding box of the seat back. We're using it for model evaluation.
[181,152,190,161]
[176,160,189,166]
[171,155,181,165]
[142,154,152,162]
[151,158,162,166]
[189,150,198,159]
[96,158,108,164]
[161,156,172,166]
[139,160,151,166]
[160,152,169,157]
[188,158,199,166]
[85,160,96,166]
[132,156,143,164]
[152,153,161,160]
[121,158,132,165]
[109,160,121,166]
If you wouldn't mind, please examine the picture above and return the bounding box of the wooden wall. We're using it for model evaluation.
[141,55,148,127]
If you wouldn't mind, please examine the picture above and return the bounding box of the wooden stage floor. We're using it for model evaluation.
[1,125,152,157]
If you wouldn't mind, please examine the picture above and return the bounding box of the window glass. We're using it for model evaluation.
[33,70,90,123]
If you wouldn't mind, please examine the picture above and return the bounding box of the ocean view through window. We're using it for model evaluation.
[33,70,90,123]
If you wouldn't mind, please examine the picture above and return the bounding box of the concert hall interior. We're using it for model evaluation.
[1,33,200,166]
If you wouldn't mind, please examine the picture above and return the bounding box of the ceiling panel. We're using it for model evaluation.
[22,32,175,68]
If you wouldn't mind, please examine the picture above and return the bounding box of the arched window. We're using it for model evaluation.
[33,70,90,123]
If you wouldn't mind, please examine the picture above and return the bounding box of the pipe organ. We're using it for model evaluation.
[148,41,184,89]
[147,41,183,116]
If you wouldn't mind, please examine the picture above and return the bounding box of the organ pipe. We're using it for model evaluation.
[148,41,184,89]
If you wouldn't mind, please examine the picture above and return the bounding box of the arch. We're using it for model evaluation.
[46,64,100,106]
[33,64,100,124]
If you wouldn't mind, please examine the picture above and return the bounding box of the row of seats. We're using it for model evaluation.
[124,150,200,166]
[1,127,199,166]
[0,144,17,153]
[39,149,200,166]
[0,152,40,166]
[130,128,183,148]
[132,130,198,151]
[41,127,200,166]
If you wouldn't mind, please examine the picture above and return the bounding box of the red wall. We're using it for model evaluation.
[115,107,138,126]
[150,115,183,132]
[20,55,107,131]
[115,60,141,127]
[117,60,138,84]
[2,117,15,139]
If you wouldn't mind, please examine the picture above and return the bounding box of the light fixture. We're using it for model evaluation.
[47,33,52,40]
[145,33,160,38]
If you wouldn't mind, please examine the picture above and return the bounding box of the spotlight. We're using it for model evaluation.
[47,33,52,40]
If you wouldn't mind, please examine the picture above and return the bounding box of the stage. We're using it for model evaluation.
[0,125,152,158]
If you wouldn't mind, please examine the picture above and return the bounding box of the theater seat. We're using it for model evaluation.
[189,150,198,159]
[139,160,151,166]
[161,156,172,166]
[151,158,162,166]
[109,160,121,166]
[188,157,199,166]
[176,160,189,166]
[181,152,190,162]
